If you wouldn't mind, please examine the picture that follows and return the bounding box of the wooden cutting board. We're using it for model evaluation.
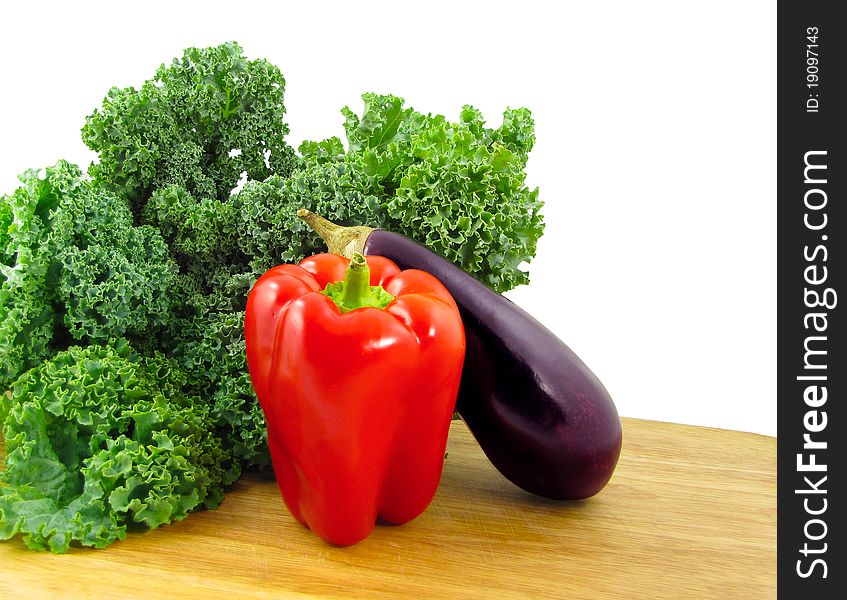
[0,418,775,599]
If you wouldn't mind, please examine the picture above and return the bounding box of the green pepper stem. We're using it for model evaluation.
[340,253,375,311]
[323,252,395,313]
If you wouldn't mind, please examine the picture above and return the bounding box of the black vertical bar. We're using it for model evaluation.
[778,3,844,598]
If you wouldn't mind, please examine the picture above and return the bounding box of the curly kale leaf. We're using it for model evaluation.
[165,308,268,474]
[132,196,271,476]
[345,94,543,292]
[253,94,544,292]
[0,258,54,391]
[0,342,230,553]
[0,162,177,388]
[0,198,12,266]
[82,41,299,213]
[143,184,240,270]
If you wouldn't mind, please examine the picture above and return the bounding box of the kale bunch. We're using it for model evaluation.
[1,43,296,552]
[341,94,543,292]
[0,342,232,552]
[82,41,299,214]
[236,94,544,292]
[78,42,305,477]
[0,161,176,389]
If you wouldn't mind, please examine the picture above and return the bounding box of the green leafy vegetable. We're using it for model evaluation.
[82,41,299,213]
[236,93,544,292]
[0,342,230,553]
[344,94,544,292]
[0,161,177,389]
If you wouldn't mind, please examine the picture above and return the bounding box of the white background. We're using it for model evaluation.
[0,1,776,435]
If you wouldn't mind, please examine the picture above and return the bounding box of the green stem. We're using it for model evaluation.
[323,252,395,313]
[340,254,374,310]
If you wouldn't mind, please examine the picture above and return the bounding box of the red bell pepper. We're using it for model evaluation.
[245,252,465,545]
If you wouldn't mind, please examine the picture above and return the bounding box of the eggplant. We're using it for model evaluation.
[298,210,622,500]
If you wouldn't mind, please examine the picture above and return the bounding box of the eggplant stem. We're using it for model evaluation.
[297,209,373,257]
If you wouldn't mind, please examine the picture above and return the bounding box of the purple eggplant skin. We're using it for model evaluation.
[363,230,622,500]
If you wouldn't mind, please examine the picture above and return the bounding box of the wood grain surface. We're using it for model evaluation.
[0,418,776,599]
